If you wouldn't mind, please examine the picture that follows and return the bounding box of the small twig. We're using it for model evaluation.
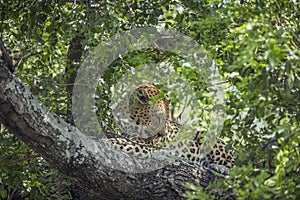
[176,94,189,120]
[206,80,230,88]
[14,51,42,69]
[0,36,14,72]
[8,180,22,200]
[55,111,68,116]
[9,154,41,165]
[0,152,32,161]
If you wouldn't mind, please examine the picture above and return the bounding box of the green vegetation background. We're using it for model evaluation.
[0,0,299,199]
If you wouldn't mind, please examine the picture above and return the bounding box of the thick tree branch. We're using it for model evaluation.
[0,63,227,199]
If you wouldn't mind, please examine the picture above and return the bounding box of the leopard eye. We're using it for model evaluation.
[139,96,147,103]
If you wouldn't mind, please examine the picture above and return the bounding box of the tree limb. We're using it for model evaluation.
[0,38,14,72]
[65,34,85,125]
[0,63,236,199]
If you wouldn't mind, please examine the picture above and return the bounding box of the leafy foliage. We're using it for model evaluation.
[180,0,300,199]
[0,125,71,199]
[0,0,299,199]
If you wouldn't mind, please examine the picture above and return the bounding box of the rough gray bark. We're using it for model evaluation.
[0,64,230,199]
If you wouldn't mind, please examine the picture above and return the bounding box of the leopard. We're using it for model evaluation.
[112,83,170,142]
[108,83,235,175]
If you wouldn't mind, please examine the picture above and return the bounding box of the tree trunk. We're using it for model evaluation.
[0,64,230,199]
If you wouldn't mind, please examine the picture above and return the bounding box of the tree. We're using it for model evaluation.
[1,0,299,199]
[0,63,219,199]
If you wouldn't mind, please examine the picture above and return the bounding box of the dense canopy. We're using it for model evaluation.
[0,0,299,199]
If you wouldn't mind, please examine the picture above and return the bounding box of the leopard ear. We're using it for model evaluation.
[194,131,204,144]
[163,95,170,106]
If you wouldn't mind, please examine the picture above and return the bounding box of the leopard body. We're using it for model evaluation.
[109,84,235,175]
